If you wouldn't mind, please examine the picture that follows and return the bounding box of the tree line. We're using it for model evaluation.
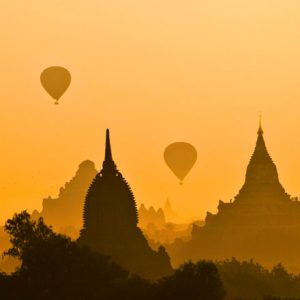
[0,211,300,300]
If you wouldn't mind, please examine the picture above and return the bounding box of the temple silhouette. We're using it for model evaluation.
[138,204,166,229]
[78,130,172,280]
[168,120,300,271]
[32,160,97,235]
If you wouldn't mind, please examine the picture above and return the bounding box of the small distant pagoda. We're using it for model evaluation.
[169,120,300,271]
[78,130,172,280]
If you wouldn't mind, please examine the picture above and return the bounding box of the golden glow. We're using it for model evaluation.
[1,0,300,223]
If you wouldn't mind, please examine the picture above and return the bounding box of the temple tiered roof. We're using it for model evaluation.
[235,120,289,204]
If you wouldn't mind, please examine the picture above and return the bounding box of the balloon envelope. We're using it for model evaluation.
[40,66,71,104]
[164,142,197,183]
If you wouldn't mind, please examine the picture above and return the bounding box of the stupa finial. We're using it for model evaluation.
[105,129,113,162]
[257,113,263,135]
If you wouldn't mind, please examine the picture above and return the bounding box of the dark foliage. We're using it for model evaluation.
[2,212,300,300]
[0,211,226,300]
[156,260,226,300]
[218,258,300,300]
[2,211,152,300]
[264,298,300,300]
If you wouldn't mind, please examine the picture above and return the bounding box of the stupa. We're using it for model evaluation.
[78,130,172,279]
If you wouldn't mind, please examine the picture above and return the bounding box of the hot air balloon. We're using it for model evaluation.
[40,66,71,104]
[164,142,197,184]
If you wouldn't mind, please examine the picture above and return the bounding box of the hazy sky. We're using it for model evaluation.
[1,0,300,223]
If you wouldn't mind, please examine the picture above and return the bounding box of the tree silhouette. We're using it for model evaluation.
[8,212,299,300]
[217,258,300,299]
[3,211,152,300]
[156,261,226,300]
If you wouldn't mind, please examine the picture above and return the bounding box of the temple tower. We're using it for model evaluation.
[235,119,290,205]
[168,120,300,271]
[78,130,172,280]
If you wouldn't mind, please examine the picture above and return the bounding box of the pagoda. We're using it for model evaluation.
[78,130,172,280]
[168,121,300,271]
[32,160,98,233]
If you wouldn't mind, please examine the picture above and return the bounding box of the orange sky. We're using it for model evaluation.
[1,0,300,224]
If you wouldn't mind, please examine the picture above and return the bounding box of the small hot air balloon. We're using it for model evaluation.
[40,66,71,104]
[164,142,197,184]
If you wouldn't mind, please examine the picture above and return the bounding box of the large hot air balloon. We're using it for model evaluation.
[164,142,197,184]
[40,66,71,104]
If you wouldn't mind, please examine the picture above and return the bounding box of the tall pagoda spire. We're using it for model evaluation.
[105,129,113,162]
[257,113,263,135]
[102,129,116,172]
[251,116,271,166]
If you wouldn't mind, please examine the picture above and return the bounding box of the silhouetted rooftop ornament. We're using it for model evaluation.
[105,129,113,162]
[257,114,264,135]
[102,129,117,173]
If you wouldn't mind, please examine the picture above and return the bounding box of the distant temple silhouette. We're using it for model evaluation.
[232,120,290,206]
[164,198,178,222]
[138,204,166,228]
[168,120,300,271]
[78,130,172,280]
[32,160,97,235]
